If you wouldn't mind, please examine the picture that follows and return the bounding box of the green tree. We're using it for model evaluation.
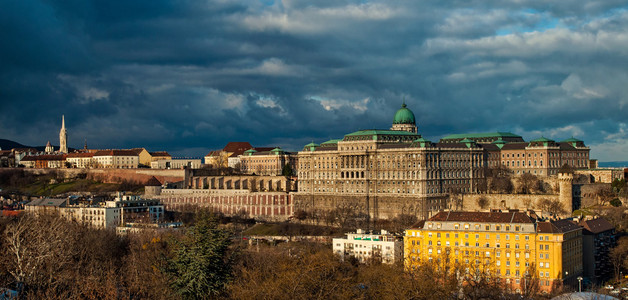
[611,178,626,194]
[281,163,294,177]
[167,211,234,299]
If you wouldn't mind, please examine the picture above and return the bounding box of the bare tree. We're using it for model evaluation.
[517,173,539,194]
[476,196,489,210]
[597,187,616,206]
[3,214,72,293]
[610,237,628,281]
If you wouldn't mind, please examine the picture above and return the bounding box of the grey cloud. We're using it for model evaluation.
[0,0,627,161]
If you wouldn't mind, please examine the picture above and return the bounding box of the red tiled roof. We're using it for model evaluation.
[66,152,94,158]
[579,218,615,234]
[500,143,528,150]
[24,154,67,161]
[223,142,253,156]
[536,219,581,234]
[145,176,162,186]
[129,148,147,155]
[253,147,274,152]
[409,220,426,229]
[93,150,138,157]
[429,211,534,223]
[205,150,222,157]
[150,151,171,157]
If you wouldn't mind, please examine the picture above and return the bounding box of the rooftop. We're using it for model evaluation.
[428,211,534,224]
[441,132,522,140]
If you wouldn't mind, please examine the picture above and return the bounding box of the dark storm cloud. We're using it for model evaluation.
[1,0,627,161]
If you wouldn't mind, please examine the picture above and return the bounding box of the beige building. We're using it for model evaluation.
[440,135,590,177]
[25,198,121,228]
[25,194,164,229]
[150,151,172,162]
[151,158,202,169]
[239,148,298,176]
[205,142,253,168]
[130,148,152,167]
[93,150,139,168]
[294,103,593,220]
[66,152,95,168]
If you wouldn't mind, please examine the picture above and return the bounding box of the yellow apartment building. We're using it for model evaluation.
[405,211,582,294]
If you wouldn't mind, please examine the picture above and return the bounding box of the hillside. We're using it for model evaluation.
[0,139,26,150]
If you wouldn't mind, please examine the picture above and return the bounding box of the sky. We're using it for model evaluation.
[1,0,628,161]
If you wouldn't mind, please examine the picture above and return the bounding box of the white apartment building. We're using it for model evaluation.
[25,198,121,228]
[93,150,139,168]
[25,194,164,229]
[66,152,95,168]
[333,229,403,264]
[151,158,202,169]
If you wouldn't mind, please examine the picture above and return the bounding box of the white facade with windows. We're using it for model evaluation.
[333,229,403,264]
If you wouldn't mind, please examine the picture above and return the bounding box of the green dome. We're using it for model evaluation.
[392,103,416,125]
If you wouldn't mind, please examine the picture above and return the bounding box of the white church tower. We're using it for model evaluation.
[59,115,68,153]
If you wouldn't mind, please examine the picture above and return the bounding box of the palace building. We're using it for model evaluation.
[293,103,591,220]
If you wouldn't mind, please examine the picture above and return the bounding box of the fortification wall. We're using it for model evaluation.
[462,193,560,211]
[575,169,624,183]
[153,189,292,221]
[293,193,446,220]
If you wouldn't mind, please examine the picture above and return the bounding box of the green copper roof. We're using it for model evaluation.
[492,138,507,144]
[321,139,341,145]
[441,132,521,140]
[270,147,283,152]
[345,130,419,137]
[561,137,582,143]
[530,136,554,142]
[460,138,475,143]
[304,142,319,147]
[414,137,430,142]
[392,103,416,125]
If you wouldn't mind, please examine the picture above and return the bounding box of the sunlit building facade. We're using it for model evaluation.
[405,211,583,293]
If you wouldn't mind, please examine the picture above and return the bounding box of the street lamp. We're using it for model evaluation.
[577,276,583,293]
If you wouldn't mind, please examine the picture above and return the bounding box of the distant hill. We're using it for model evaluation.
[598,161,628,168]
[0,139,27,150]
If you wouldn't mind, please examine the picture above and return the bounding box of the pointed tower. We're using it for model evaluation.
[59,115,68,153]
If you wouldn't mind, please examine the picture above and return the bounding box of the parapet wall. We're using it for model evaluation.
[152,189,293,221]
[462,193,560,211]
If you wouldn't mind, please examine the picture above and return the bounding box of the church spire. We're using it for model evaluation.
[59,115,68,153]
